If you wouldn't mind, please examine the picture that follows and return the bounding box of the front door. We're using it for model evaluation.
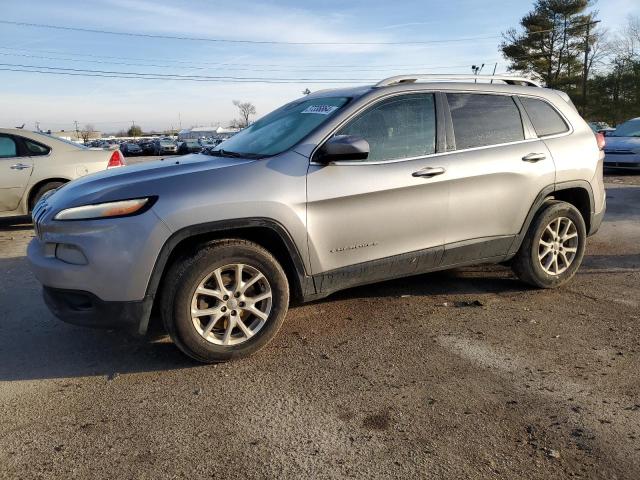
[306,93,449,288]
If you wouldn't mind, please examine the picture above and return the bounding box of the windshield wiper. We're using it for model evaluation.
[218,149,244,158]
[208,149,265,159]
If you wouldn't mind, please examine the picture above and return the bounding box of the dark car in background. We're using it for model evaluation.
[178,139,203,154]
[603,117,640,170]
[139,140,156,155]
[120,142,143,157]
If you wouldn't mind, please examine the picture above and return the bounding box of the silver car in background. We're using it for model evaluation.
[604,117,640,170]
[0,128,124,217]
[27,74,606,363]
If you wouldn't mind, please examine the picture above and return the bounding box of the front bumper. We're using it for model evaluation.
[604,152,640,169]
[43,287,153,335]
[27,205,172,334]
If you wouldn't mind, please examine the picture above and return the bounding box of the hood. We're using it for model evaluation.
[604,136,640,152]
[45,154,255,211]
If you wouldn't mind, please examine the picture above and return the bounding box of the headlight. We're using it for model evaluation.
[54,197,154,221]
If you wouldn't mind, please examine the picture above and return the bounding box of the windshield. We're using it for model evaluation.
[214,96,350,157]
[611,119,640,137]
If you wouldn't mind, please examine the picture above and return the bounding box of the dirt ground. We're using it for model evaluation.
[0,171,638,479]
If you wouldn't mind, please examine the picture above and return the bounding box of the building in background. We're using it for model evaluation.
[178,126,239,140]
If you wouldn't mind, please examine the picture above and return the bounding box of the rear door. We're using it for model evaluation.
[0,134,34,212]
[306,92,449,281]
[441,92,555,262]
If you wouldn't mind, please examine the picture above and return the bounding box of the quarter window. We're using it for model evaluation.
[447,93,524,150]
[337,93,436,162]
[0,136,17,158]
[23,138,51,156]
[519,97,569,137]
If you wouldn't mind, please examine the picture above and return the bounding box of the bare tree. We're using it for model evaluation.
[232,100,256,128]
[80,124,96,144]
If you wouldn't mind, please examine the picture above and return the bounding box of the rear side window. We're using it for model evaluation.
[337,93,436,162]
[23,138,51,156]
[0,136,17,158]
[447,93,524,150]
[519,97,569,137]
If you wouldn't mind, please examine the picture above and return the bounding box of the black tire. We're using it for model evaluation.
[160,239,289,363]
[512,200,586,288]
[30,181,65,212]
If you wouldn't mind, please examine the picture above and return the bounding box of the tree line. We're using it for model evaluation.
[502,0,640,126]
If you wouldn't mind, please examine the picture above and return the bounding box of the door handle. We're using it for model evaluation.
[522,153,546,162]
[10,163,31,170]
[412,166,446,178]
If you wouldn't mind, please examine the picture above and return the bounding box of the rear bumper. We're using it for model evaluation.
[43,286,153,335]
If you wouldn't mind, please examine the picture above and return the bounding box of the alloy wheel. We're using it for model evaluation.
[538,217,579,275]
[190,263,272,345]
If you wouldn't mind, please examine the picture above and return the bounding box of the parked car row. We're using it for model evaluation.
[88,137,226,157]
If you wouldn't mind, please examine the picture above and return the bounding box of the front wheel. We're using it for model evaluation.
[512,201,586,288]
[161,239,289,363]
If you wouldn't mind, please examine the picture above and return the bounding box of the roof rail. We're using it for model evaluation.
[375,74,542,88]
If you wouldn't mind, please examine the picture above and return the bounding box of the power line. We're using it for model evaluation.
[0,51,496,73]
[0,67,378,84]
[0,46,492,69]
[0,19,501,45]
[0,62,387,81]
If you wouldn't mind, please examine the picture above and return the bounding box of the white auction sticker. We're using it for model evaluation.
[301,105,339,115]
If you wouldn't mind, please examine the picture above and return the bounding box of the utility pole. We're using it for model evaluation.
[581,20,601,117]
[74,120,80,141]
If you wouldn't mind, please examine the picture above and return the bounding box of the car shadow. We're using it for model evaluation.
[0,255,199,382]
[0,216,32,231]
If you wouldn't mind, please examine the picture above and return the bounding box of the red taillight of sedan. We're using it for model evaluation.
[596,132,606,151]
[108,150,126,168]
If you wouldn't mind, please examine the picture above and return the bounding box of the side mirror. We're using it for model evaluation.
[316,135,369,163]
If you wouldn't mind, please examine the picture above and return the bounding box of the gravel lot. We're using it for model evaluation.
[0,167,639,479]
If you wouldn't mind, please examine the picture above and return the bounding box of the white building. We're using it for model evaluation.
[178,126,239,140]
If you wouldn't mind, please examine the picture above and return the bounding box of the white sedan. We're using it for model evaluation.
[0,128,125,218]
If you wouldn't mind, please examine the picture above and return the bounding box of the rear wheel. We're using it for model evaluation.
[161,239,289,363]
[512,201,586,288]
[29,181,65,212]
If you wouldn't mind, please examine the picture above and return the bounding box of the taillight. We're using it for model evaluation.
[107,149,125,168]
[595,132,606,151]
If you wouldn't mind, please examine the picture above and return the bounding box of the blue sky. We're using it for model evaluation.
[0,0,638,133]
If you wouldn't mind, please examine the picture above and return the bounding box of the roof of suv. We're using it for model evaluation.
[306,74,575,111]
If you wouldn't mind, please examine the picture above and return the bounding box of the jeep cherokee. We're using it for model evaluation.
[28,74,606,363]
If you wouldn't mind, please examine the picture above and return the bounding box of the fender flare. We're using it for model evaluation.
[507,180,595,256]
[144,217,311,303]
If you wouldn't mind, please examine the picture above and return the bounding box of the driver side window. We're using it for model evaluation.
[336,93,436,162]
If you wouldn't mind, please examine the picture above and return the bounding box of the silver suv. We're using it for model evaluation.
[28,75,606,363]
